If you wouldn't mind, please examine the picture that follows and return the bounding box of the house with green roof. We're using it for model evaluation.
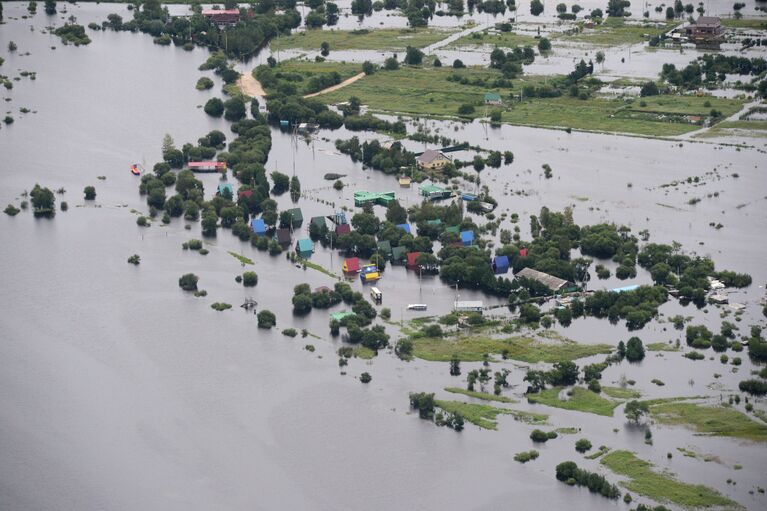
[484,92,502,105]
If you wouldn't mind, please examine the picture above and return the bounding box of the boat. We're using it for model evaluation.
[407,304,428,311]
[130,163,143,176]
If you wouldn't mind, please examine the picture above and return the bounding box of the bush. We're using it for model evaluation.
[625,337,645,361]
[196,76,214,90]
[211,302,232,311]
[242,271,258,287]
[514,450,539,463]
[257,310,276,329]
[739,379,767,396]
[4,204,20,216]
[452,59,465,68]
[136,216,149,226]
[127,254,140,265]
[575,438,592,453]
[204,97,224,117]
[178,273,199,291]
[360,372,372,383]
[83,186,96,200]
[457,104,475,115]
[282,328,298,337]
[530,429,551,442]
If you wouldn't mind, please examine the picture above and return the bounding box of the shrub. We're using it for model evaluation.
[211,302,232,311]
[196,76,214,90]
[4,204,20,216]
[625,337,645,362]
[739,379,767,396]
[257,310,276,329]
[360,372,372,383]
[127,254,140,265]
[242,271,258,287]
[136,216,149,226]
[178,273,199,291]
[457,104,475,115]
[204,97,224,117]
[83,186,96,200]
[514,450,539,463]
[282,328,298,337]
[530,429,551,442]
[575,438,592,453]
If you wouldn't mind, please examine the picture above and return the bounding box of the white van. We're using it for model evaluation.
[370,287,382,303]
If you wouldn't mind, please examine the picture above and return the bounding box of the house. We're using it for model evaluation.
[454,301,484,313]
[188,161,227,173]
[377,240,392,258]
[460,230,474,246]
[250,218,266,236]
[416,150,452,170]
[493,255,509,274]
[396,223,411,234]
[201,9,240,25]
[519,248,528,258]
[406,252,422,270]
[343,257,360,273]
[354,190,396,207]
[335,223,351,236]
[391,246,407,264]
[295,238,314,256]
[275,228,292,247]
[686,16,724,46]
[515,267,574,293]
[419,183,452,200]
[217,183,234,198]
[285,208,303,228]
[484,92,502,105]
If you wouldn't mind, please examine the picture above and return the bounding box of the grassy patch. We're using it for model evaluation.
[602,386,641,399]
[298,257,341,280]
[559,18,674,46]
[715,120,767,131]
[271,27,454,51]
[647,400,767,442]
[601,450,741,509]
[513,450,540,463]
[352,346,376,359]
[412,334,612,362]
[228,251,254,265]
[527,386,620,417]
[647,342,677,351]
[585,446,611,459]
[444,387,518,403]
[721,18,767,29]
[260,60,363,96]
[435,400,547,430]
[450,30,539,48]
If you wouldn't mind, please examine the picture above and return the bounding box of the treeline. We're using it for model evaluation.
[335,137,415,174]
[661,55,767,90]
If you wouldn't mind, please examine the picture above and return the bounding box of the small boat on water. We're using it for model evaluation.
[130,163,143,176]
[407,304,428,311]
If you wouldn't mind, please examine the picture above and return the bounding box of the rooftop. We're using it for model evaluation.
[515,267,571,291]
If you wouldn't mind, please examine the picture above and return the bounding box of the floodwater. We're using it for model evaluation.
[1,3,767,511]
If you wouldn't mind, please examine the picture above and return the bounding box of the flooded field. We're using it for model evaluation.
[1,2,767,511]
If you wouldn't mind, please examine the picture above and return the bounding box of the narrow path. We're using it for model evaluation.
[237,73,266,99]
[679,99,761,140]
[422,21,493,53]
[303,72,366,99]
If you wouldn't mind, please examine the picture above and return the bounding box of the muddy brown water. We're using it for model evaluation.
[1,3,766,510]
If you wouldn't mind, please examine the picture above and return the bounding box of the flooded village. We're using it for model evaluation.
[1,1,767,510]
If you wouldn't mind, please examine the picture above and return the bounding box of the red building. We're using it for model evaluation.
[201,9,240,26]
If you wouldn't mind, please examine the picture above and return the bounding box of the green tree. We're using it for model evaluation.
[624,400,649,424]
[404,46,424,65]
[538,37,551,51]
[449,355,461,376]
[44,0,56,15]
[201,209,218,236]
[30,184,55,213]
[242,271,258,287]
[292,293,313,314]
[530,0,543,15]
[83,186,96,200]
[625,337,645,361]
[575,438,592,453]
[224,97,246,121]
[204,97,224,117]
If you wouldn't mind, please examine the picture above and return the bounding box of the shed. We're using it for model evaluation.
[460,230,474,246]
[519,248,528,258]
[250,218,266,236]
[285,208,303,228]
[515,267,573,292]
[454,301,484,313]
[391,246,407,264]
[484,92,502,105]
[397,223,411,234]
[296,238,314,255]
[493,255,509,274]
[188,161,227,173]
[276,228,292,246]
[336,223,351,236]
[217,183,234,197]
[377,240,392,258]
[343,257,360,273]
[420,183,452,200]
[330,310,356,322]
[406,252,422,269]
[354,190,396,207]
[399,176,412,187]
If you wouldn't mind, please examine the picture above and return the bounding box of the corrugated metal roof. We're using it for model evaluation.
[515,267,571,291]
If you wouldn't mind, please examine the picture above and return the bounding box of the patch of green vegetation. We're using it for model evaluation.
[271,28,454,51]
[412,334,612,362]
[647,342,677,351]
[450,30,538,49]
[528,386,620,417]
[676,447,698,458]
[715,120,767,131]
[444,387,518,403]
[721,18,767,29]
[435,400,547,430]
[753,409,767,424]
[585,446,610,460]
[298,257,341,280]
[228,251,254,265]
[602,386,641,399]
[601,450,741,509]
[514,450,540,463]
[555,427,580,435]
[558,18,674,46]
[352,346,376,359]
[210,302,232,311]
[647,400,767,442]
